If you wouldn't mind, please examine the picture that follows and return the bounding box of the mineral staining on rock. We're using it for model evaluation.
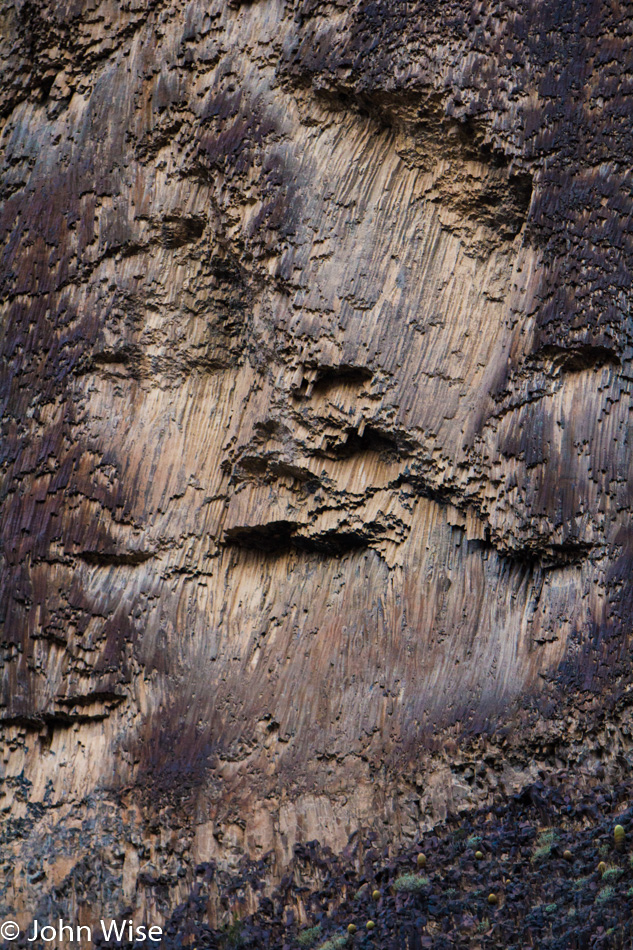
[131,786,633,949]
[1,0,633,927]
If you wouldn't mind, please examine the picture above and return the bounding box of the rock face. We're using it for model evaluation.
[149,782,633,949]
[1,0,633,930]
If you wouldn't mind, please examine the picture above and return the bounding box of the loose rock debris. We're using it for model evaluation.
[150,781,633,950]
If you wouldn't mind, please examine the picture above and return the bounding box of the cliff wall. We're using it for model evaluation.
[1,0,633,929]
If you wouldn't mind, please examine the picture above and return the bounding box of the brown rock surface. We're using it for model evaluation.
[1,0,633,929]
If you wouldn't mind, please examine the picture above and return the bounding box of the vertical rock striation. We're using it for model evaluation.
[1,0,633,927]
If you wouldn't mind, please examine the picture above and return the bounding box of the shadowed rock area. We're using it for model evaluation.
[1,0,633,936]
[155,777,633,949]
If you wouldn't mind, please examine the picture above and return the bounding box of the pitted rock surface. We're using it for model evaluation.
[1,0,633,930]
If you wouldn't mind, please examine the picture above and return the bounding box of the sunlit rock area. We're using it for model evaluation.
[1,0,633,945]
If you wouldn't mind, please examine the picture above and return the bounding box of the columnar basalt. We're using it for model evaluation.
[1,0,633,929]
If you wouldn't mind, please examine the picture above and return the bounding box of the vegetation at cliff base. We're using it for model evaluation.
[161,780,633,949]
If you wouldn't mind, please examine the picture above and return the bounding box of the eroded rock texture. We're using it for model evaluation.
[1,0,633,930]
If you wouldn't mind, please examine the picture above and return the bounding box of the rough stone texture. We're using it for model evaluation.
[1,0,633,932]
[152,781,633,949]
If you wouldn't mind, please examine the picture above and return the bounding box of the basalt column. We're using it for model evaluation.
[1,0,633,927]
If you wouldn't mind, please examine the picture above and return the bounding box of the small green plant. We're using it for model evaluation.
[545,903,558,914]
[596,886,615,905]
[628,884,633,897]
[599,843,610,858]
[392,874,430,893]
[316,935,348,950]
[467,834,482,849]
[601,865,623,883]
[476,918,490,933]
[531,829,557,863]
[220,919,245,950]
[573,876,591,891]
[568,907,577,919]
[297,925,323,947]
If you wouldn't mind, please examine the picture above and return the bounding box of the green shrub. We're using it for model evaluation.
[531,844,552,863]
[316,934,348,950]
[392,874,430,893]
[530,846,552,864]
[220,919,245,949]
[467,835,482,849]
[297,925,323,947]
[545,903,557,914]
[573,876,591,891]
[601,866,622,883]
[596,886,615,905]
[531,829,557,863]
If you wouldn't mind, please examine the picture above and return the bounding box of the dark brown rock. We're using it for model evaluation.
[1,0,633,930]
